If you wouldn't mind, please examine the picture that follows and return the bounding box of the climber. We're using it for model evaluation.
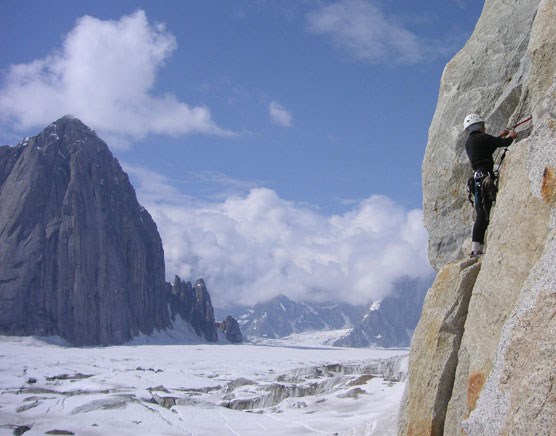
[463,114,518,258]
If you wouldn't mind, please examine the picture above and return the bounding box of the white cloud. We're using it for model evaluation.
[130,167,433,308]
[269,101,293,127]
[0,10,231,148]
[123,164,191,205]
[307,0,433,65]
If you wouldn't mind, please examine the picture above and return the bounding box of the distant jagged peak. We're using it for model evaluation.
[195,278,207,288]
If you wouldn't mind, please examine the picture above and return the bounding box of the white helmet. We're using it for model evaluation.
[463,113,484,131]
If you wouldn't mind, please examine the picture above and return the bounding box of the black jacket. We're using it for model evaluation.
[465,131,514,173]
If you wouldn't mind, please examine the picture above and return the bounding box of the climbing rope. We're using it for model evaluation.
[493,90,533,176]
[494,114,533,173]
[511,115,532,130]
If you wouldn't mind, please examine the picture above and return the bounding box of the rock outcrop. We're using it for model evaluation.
[400,0,556,434]
[0,116,170,345]
[168,277,218,342]
[220,315,243,343]
[190,279,219,342]
[398,260,481,435]
[168,276,196,329]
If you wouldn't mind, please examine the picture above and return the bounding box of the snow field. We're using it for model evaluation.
[0,335,407,435]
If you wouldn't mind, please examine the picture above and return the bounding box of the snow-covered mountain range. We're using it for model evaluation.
[219,277,431,348]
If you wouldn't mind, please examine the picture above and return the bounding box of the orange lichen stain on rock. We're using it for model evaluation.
[467,372,486,412]
[541,166,556,204]
[407,422,435,436]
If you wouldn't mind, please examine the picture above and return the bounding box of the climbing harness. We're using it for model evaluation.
[467,169,497,209]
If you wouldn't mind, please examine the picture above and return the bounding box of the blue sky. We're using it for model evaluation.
[0,1,484,307]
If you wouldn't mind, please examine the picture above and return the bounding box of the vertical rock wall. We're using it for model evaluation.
[422,0,541,270]
[400,0,556,434]
[0,116,170,345]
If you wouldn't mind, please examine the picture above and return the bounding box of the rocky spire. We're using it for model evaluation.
[191,279,218,342]
[0,116,170,345]
[168,276,219,342]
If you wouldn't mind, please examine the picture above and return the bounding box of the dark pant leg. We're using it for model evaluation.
[472,188,492,244]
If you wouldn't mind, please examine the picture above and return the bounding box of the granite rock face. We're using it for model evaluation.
[400,0,556,434]
[168,276,196,328]
[0,116,170,345]
[398,260,480,436]
[190,279,219,342]
[169,277,218,342]
[422,0,541,270]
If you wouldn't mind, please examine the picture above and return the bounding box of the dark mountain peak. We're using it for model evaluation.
[45,115,97,142]
[0,118,169,345]
[169,276,218,342]
[14,117,110,174]
[20,116,96,148]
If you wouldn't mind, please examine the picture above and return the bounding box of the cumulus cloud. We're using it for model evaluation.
[0,10,231,147]
[130,167,433,308]
[269,101,294,127]
[307,0,440,65]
